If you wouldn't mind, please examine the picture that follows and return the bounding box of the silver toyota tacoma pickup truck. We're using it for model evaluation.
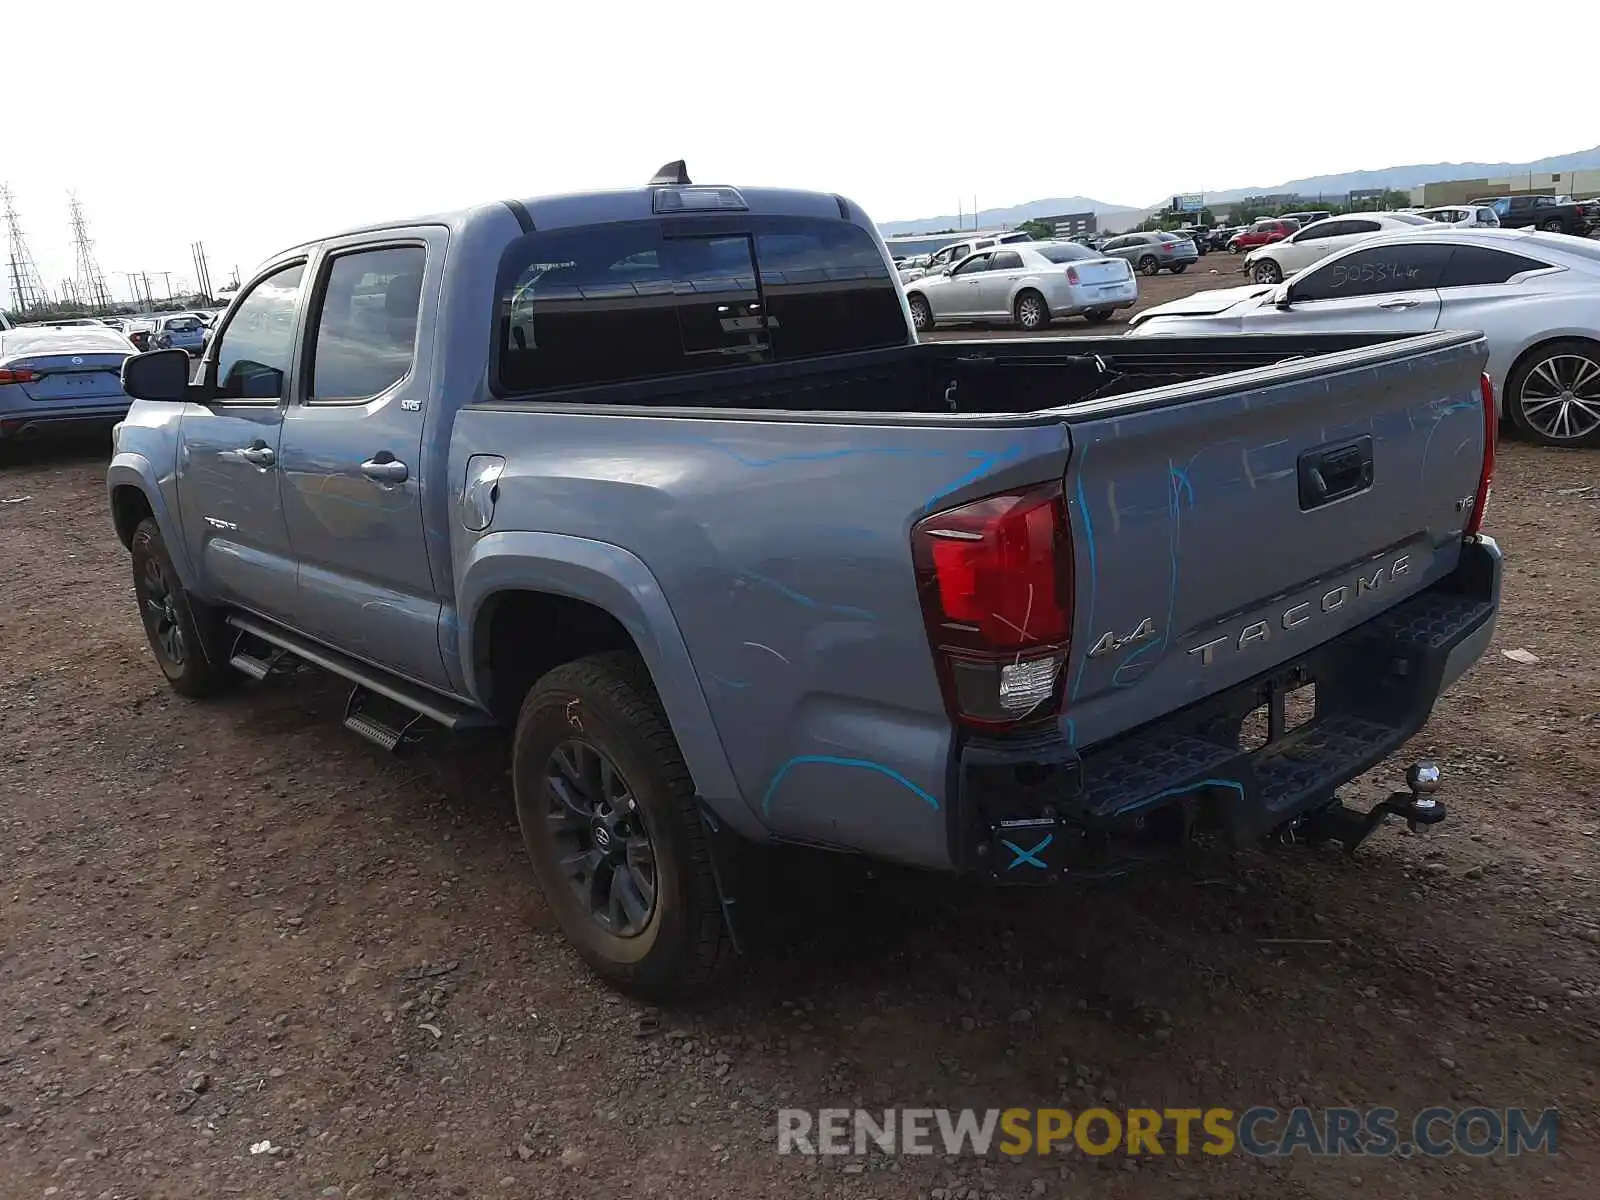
[109,162,1502,999]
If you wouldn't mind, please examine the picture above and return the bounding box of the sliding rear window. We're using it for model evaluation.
[496,217,907,396]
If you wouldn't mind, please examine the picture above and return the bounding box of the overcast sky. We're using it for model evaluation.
[5,1,1593,305]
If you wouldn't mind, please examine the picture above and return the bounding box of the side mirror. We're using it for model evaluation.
[121,349,192,402]
[1272,283,1294,309]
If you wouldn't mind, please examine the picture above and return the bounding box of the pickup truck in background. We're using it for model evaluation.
[1472,194,1596,236]
[108,162,1502,999]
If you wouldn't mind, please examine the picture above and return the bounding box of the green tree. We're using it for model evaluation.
[1017,219,1057,240]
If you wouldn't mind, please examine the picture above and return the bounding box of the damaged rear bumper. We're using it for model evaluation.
[953,535,1501,881]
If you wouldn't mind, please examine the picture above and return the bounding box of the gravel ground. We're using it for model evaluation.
[1,319,1597,1199]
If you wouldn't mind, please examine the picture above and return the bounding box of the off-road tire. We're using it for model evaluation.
[512,651,734,1000]
[129,517,237,698]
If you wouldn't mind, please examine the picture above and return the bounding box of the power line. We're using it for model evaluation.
[67,191,113,312]
[2,183,47,315]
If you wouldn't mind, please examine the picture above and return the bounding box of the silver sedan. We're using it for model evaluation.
[903,241,1138,332]
[1128,228,1600,447]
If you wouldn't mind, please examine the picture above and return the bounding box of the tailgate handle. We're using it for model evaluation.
[1298,436,1373,510]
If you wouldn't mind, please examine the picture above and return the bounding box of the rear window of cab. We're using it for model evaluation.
[496,217,908,396]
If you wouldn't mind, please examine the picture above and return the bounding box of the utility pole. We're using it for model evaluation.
[2,183,46,315]
[190,241,214,301]
[156,271,174,300]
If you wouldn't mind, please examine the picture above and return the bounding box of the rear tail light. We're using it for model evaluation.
[1465,372,1496,536]
[1161,243,1174,253]
[0,368,40,384]
[1065,266,1081,284]
[912,482,1073,729]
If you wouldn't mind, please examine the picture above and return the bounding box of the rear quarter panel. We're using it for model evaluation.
[449,407,1072,869]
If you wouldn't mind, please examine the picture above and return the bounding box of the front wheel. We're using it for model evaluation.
[1505,340,1600,447]
[1251,259,1283,284]
[907,293,934,333]
[1169,263,1189,274]
[129,518,237,698]
[1013,290,1050,330]
[512,652,734,1000]
[1138,255,1160,277]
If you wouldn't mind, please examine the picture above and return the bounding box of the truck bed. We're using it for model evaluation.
[481,330,1431,418]
[455,329,1494,872]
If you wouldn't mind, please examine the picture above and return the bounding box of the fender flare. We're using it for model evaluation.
[457,531,761,841]
[106,453,198,589]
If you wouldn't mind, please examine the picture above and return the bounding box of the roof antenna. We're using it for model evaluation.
[649,160,691,186]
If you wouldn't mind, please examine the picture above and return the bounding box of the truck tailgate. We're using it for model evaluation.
[1057,331,1491,754]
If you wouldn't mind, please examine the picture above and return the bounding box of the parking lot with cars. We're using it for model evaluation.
[3,215,1598,1198]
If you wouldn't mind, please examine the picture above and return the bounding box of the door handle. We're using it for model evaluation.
[237,444,275,467]
[1378,298,1421,310]
[360,456,409,484]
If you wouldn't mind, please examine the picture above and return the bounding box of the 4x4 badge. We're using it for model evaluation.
[1087,616,1157,658]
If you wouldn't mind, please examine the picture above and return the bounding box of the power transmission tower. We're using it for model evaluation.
[2,183,47,316]
[67,192,114,312]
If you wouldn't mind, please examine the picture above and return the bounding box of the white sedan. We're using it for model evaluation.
[1128,228,1600,447]
[904,241,1138,332]
[1242,212,1436,284]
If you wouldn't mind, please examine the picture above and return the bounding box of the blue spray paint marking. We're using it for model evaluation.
[1114,459,1200,690]
[1139,777,1246,809]
[1063,718,1077,748]
[761,755,940,815]
[922,445,1024,513]
[1068,443,1097,701]
[704,671,751,690]
[737,567,877,621]
[1003,834,1053,871]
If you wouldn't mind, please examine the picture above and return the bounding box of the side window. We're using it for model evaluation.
[307,245,426,403]
[213,263,305,402]
[1291,243,1452,302]
[951,253,994,276]
[1344,220,1382,235]
[990,250,1024,270]
[1295,222,1338,242]
[1491,199,1511,216]
[1439,246,1551,288]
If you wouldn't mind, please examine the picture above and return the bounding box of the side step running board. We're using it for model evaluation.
[224,613,492,747]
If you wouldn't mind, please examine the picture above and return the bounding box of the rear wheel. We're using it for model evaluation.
[512,652,734,1000]
[1539,218,1565,233]
[907,293,934,333]
[1138,255,1160,277]
[1251,259,1283,284]
[1013,290,1050,331]
[1505,339,1600,447]
[129,518,237,698]
[1082,308,1114,324]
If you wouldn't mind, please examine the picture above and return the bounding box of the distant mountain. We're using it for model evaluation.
[1193,145,1600,207]
[877,145,1600,237]
[876,196,1144,237]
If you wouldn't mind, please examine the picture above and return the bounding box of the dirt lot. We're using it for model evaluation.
[2,313,1598,1199]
